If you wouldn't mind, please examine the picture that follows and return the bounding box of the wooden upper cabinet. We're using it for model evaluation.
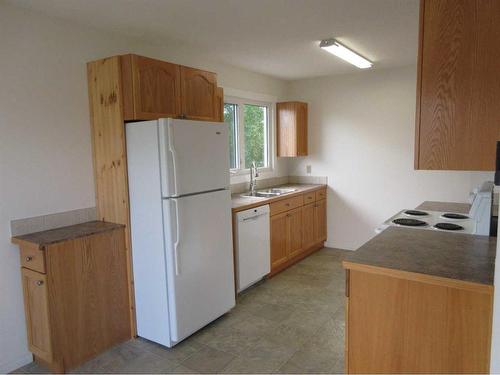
[180,66,218,121]
[415,0,500,170]
[121,54,181,120]
[276,101,308,157]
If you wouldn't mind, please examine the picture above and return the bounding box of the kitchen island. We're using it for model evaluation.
[343,203,496,374]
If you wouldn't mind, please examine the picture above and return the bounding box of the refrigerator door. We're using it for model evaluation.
[159,118,230,197]
[163,189,235,344]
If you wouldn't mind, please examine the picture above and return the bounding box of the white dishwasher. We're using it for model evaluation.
[234,205,270,292]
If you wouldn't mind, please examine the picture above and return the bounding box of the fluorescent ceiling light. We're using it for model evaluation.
[319,39,373,69]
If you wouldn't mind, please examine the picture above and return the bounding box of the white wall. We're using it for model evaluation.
[0,3,288,372]
[287,66,493,250]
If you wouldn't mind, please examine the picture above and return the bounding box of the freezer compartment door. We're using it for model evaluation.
[163,189,235,343]
[159,118,230,197]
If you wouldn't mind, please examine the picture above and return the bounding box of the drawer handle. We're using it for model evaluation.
[36,280,44,286]
[25,256,33,262]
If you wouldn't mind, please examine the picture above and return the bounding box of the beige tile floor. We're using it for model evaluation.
[14,248,349,374]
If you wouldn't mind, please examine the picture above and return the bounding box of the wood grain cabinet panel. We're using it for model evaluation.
[301,202,316,250]
[287,207,303,258]
[122,54,181,120]
[180,66,218,121]
[415,0,500,170]
[346,269,493,373]
[215,87,224,122]
[314,199,327,243]
[270,212,288,269]
[21,269,52,363]
[276,101,308,157]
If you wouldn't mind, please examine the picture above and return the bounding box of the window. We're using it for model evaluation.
[224,97,271,172]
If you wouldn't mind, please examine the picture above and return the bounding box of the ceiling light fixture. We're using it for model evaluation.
[319,39,373,69]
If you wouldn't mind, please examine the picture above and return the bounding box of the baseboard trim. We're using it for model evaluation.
[0,353,33,374]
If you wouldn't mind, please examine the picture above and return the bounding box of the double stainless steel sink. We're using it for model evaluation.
[241,187,297,198]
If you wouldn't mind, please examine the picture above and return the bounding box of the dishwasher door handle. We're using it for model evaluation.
[242,213,267,222]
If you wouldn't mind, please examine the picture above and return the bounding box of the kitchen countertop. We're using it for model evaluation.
[231,183,326,213]
[344,200,496,287]
[416,201,471,214]
[12,221,124,248]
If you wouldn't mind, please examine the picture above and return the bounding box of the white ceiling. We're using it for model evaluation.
[7,0,420,80]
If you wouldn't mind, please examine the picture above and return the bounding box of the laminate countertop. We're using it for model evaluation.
[231,184,326,213]
[416,200,471,214]
[12,221,124,249]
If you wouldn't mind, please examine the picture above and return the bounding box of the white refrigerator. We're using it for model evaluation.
[126,118,235,347]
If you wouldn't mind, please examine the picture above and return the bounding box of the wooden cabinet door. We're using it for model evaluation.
[276,102,308,157]
[415,0,500,170]
[314,199,327,243]
[270,212,288,269]
[215,87,224,122]
[302,202,316,250]
[295,102,308,156]
[287,207,303,258]
[180,66,218,121]
[128,55,181,120]
[21,268,52,362]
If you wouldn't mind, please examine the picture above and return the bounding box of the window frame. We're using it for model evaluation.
[224,96,274,175]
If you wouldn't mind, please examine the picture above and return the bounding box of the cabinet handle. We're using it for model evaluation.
[25,256,33,262]
[36,280,44,286]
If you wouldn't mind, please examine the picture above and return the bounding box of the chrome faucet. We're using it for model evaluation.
[249,161,259,195]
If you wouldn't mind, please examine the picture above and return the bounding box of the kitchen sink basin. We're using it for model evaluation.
[241,187,297,198]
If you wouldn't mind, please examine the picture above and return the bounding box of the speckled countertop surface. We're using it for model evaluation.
[231,184,326,212]
[416,201,471,214]
[12,221,124,248]
[344,227,495,285]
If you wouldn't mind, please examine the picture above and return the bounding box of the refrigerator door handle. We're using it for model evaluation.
[167,124,179,197]
[172,198,181,276]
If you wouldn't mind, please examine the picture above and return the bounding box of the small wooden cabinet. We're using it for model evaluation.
[415,0,500,170]
[276,101,308,157]
[269,187,327,275]
[13,222,131,373]
[106,54,221,122]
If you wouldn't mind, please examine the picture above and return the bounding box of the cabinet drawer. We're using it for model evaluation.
[270,195,303,216]
[316,189,326,201]
[303,192,316,204]
[21,246,46,273]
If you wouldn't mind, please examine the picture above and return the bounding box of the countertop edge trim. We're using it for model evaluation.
[342,261,493,294]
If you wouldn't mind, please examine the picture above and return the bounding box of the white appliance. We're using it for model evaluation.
[234,205,270,292]
[126,118,235,348]
[376,181,494,235]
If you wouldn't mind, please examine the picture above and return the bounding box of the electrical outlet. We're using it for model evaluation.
[306,165,312,174]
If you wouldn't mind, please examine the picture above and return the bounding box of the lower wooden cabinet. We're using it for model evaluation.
[13,222,131,373]
[270,188,327,275]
